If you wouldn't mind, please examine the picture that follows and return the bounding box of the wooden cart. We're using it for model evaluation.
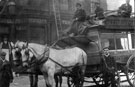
[53,17,135,87]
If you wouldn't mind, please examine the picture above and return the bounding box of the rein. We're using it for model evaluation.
[22,43,84,77]
[48,57,73,73]
[28,46,79,75]
[27,47,49,66]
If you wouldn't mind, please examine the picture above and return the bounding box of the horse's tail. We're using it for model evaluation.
[77,50,87,86]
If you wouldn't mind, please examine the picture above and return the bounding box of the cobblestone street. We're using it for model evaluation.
[10,75,131,87]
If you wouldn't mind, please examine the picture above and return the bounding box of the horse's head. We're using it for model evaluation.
[11,42,22,66]
[11,40,29,66]
[15,40,28,49]
[20,44,49,68]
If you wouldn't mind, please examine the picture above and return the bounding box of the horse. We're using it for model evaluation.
[15,41,87,87]
[11,42,62,87]
[11,43,39,87]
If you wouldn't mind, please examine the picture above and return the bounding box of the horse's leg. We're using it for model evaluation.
[67,76,71,87]
[42,69,55,87]
[79,65,86,87]
[54,74,58,87]
[29,74,33,87]
[29,74,38,87]
[43,72,55,87]
[59,74,62,87]
[33,74,38,87]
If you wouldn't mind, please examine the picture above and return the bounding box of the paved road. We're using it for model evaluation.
[10,75,130,87]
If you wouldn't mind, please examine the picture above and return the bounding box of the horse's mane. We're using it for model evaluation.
[51,45,78,50]
[28,43,45,55]
[16,41,46,55]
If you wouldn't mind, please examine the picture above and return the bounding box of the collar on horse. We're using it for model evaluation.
[24,43,79,76]
[0,57,5,63]
[27,46,49,66]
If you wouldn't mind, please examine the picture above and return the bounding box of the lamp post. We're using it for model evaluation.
[133,0,135,87]
[7,0,16,42]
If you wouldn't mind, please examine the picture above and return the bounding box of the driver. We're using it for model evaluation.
[118,0,132,18]
[66,3,86,36]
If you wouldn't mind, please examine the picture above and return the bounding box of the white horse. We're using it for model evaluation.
[14,41,87,87]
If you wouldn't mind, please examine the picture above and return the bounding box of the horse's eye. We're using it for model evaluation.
[15,51,22,57]
[25,50,29,55]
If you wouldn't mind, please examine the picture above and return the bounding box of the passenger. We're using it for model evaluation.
[0,51,13,87]
[67,3,86,36]
[94,3,104,20]
[0,36,12,62]
[118,0,132,18]
[101,47,117,87]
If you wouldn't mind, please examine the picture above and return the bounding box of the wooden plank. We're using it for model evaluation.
[105,17,134,29]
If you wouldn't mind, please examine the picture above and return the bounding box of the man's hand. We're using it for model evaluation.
[75,18,78,21]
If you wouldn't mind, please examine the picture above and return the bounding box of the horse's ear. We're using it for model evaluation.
[15,40,20,47]
[10,42,15,49]
[22,42,28,49]
[25,42,28,48]
[44,44,49,52]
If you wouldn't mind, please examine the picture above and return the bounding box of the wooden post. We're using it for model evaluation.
[133,0,135,86]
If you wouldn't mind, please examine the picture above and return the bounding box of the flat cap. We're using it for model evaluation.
[0,51,6,56]
[76,3,81,6]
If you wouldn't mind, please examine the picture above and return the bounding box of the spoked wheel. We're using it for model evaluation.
[114,71,121,87]
[92,73,104,86]
[102,70,120,87]
[125,54,135,87]
[67,76,75,87]
[67,75,84,87]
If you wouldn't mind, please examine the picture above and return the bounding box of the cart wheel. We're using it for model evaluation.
[67,76,75,87]
[115,71,121,87]
[126,54,135,87]
[67,75,84,87]
[92,73,104,86]
[102,71,120,87]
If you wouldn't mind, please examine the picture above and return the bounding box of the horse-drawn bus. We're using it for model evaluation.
[11,16,135,87]
[53,17,135,87]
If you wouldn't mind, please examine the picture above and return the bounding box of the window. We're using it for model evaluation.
[101,33,130,50]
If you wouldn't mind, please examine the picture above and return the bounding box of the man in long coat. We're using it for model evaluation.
[118,0,132,17]
[0,51,13,87]
[67,3,86,36]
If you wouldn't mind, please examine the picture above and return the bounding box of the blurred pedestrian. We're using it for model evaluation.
[118,0,132,17]
[0,51,13,87]
[0,36,12,61]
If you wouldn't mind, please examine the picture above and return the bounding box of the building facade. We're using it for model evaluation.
[0,0,107,45]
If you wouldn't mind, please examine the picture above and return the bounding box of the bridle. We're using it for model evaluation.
[21,45,50,67]
[10,44,23,67]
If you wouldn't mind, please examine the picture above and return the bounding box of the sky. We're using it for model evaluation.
[107,0,134,12]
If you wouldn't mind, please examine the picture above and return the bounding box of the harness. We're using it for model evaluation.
[27,46,83,76]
